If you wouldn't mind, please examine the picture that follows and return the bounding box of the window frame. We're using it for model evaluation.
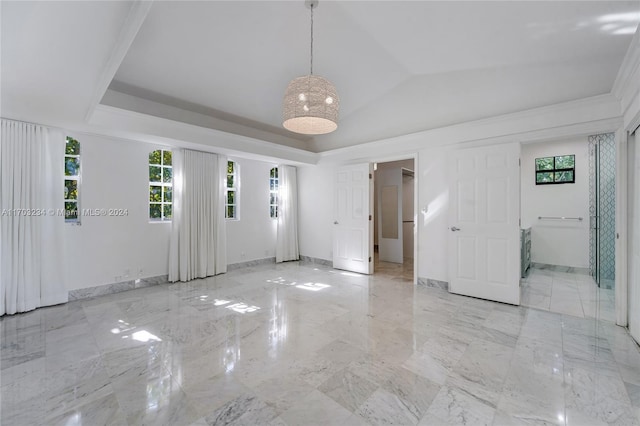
[225,160,239,220]
[270,167,278,219]
[64,136,81,224]
[535,154,576,185]
[149,149,173,222]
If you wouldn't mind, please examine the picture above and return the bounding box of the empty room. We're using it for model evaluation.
[2,1,640,425]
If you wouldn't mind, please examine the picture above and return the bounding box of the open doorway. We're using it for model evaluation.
[519,134,616,322]
[373,159,415,282]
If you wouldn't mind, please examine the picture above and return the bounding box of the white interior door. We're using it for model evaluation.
[333,164,373,274]
[377,167,403,263]
[448,143,521,305]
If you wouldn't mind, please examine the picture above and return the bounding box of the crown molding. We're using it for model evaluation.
[84,1,154,123]
[317,94,622,164]
[88,92,623,167]
[88,91,622,167]
[612,27,640,102]
[102,88,308,151]
[90,104,318,165]
[612,26,640,132]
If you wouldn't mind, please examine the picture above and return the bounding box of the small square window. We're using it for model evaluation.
[535,155,575,185]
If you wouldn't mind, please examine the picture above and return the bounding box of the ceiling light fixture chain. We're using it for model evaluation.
[309,2,314,75]
[282,0,339,135]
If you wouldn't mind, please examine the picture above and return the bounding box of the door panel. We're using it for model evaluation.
[333,164,373,274]
[448,143,520,305]
[486,238,508,283]
[350,229,365,262]
[457,237,477,279]
[457,180,477,222]
[487,178,508,223]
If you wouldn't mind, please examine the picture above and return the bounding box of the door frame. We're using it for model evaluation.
[518,126,629,327]
[371,154,419,286]
[616,127,629,327]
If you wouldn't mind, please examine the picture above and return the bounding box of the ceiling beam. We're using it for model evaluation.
[84,0,154,123]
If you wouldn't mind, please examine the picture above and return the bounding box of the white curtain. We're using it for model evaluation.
[276,165,300,263]
[169,149,227,282]
[0,119,67,316]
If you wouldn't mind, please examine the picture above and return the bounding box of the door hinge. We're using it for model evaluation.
[369,256,372,262]
[518,158,521,166]
[519,218,521,227]
[617,232,620,239]
[369,215,372,221]
[369,173,372,179]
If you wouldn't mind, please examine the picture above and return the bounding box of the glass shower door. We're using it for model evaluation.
[589,133,616,289]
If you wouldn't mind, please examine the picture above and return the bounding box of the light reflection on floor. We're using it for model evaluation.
[521,266,616,322]
[1,260,638,425]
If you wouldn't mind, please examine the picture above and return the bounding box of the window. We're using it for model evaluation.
[535,155,575,184]
[64,137,80,222]
[226,160,238,219]
[149,149,172,220]
[270,167,278,218]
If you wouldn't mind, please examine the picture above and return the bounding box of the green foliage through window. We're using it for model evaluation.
[149,149,172,221]
[226,160,238,219]
[270,167,278,218]
[535,155,575,185]
[64,137,80,222]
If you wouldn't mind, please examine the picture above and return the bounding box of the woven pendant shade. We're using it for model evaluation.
[283,75,339,135]
[282,0,339,135]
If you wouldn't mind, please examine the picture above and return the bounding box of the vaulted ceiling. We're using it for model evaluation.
[2,1,639,153]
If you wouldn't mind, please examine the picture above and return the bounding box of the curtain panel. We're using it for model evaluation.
[169,149,227,282]
[276,165,300,263]
[0,119,67,315]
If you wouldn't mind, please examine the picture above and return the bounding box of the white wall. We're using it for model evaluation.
[226,157,278,264]
[64,133,279,291]
[64,133,171,291]
[297,164,334,261]
[521,137,590,268]
[298,160,417,265]
[297,149,449,281]
[417,147,450,282]
[299,138,593,282]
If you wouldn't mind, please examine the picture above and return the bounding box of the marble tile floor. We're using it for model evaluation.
[374,252,414,283]
[521,266,616,322]
[2,261,639,425]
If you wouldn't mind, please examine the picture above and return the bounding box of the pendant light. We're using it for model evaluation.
[282,0,339,135]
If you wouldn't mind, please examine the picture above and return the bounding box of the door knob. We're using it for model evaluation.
[450,226,461,232]
[334,221,339,225]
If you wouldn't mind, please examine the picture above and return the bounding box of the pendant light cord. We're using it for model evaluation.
[310,4,314,75]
